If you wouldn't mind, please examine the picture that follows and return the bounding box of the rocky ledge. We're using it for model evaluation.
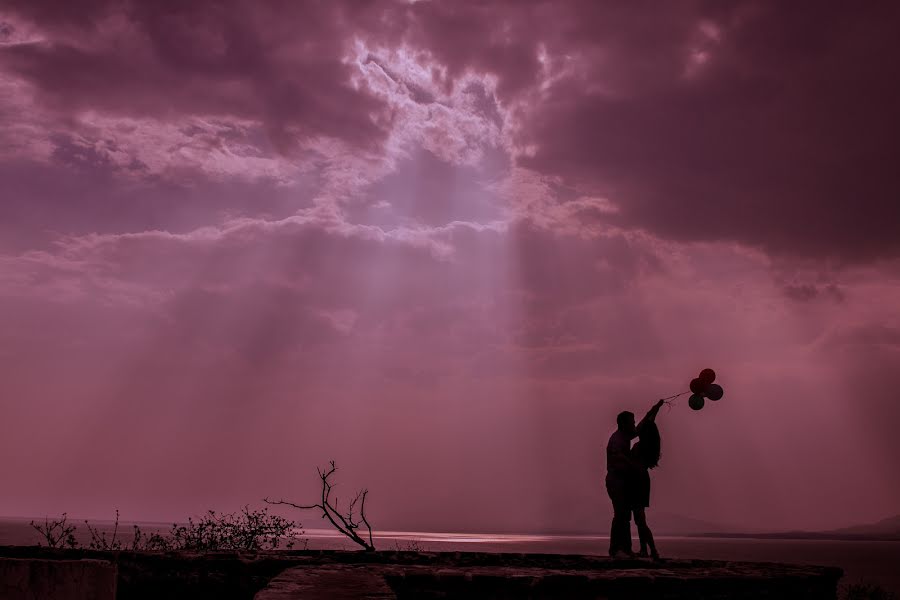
[0,546,843,599]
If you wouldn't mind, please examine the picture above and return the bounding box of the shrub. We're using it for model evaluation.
[29,513,78,549]
[85,509,123,551]
[166,505,303,551]
[393,539,425,552]
[39,506,304,552]
[129,525,174,552]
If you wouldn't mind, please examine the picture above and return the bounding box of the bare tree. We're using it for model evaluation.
[265,460,374,551]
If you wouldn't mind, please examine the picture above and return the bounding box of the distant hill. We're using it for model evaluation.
[824,514,900,537]
[689,514,900,541]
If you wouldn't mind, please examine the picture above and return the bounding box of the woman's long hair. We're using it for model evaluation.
[637,422,661,469]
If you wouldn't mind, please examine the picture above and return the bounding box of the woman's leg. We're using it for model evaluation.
[633,508,649,556]
[633,508,658,558]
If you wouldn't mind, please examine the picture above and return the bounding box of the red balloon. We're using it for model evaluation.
[699,368,716,385]
[689,377,708,395]
[705,383,724,401]
[688,394,705,410]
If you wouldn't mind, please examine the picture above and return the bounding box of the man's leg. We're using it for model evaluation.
[608,513,619,556]
[606,478,632,556]
[606,478,620,554]
[612,499,633,555]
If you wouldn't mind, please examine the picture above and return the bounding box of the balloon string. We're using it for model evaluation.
[660,390,690,410]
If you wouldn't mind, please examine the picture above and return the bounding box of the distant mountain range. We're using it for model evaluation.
[688,514,900,541]
[826,514,900,537]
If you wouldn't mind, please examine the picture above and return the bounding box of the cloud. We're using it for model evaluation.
[5,1,900,262]
[287,0,900,261]
[506,2,900,261]
[780,281,845,304]
[0,0,395,190]
[2,1,389,142]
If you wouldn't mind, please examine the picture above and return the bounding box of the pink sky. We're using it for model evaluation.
[1,1,899,533]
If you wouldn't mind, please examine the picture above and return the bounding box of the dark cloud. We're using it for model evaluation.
[509,2,900,261]
[396,0,544,100]
[0,0,117,29]
[323,0,900,261]
[0,0,393,149]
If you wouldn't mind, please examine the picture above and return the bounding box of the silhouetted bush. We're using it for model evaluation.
[32,506,305,552]
[29,513,78,549]
[85,509,123,550]
[393,539,426,552]
[165,505,303,551]
[128,525,173,552]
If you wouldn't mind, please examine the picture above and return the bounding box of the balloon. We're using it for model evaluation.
[689,377,708,395]
[699,368,716,385]
[705,383,724,401]
[688,394,705,410]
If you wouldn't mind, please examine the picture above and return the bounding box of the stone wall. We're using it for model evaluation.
[0,558,116,600]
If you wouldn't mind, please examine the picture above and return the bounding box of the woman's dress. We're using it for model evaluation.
[629,441,652,508]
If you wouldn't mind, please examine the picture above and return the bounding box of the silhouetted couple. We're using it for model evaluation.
[606,398,664,559]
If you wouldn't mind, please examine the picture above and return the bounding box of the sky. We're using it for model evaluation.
[1,0,899,534]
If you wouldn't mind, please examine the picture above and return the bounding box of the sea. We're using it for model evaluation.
[2,518,898,596]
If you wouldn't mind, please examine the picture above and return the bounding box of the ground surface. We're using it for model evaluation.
[0,547,843,599]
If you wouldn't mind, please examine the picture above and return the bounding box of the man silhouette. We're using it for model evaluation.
[606,410,638,557]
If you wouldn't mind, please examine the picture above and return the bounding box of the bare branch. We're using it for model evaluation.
[360,489,373,549]
[262,497,320,511]
[265,461,375,551]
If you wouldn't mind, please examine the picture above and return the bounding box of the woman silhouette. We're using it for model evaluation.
[630,401,663,559]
